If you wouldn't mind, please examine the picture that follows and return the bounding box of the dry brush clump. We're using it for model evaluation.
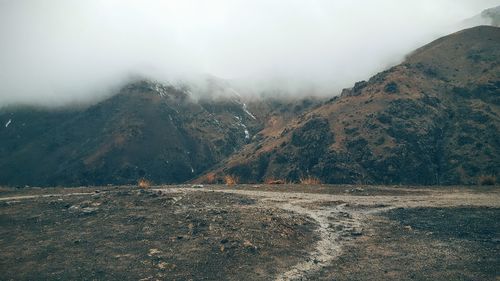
[204,173,217,184]
[299,176,322,185]
[478,175,497,186]
[265,178,286,185]
[138,178,151,189]
[224,175,239,185]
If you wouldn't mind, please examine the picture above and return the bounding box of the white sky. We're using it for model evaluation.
[0,0,498,106]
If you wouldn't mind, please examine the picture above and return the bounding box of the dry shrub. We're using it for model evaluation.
[205,173,216,184]
[300,176,321,185]
[479,175,497,186]
[224,175,239,185]
[138,178,151,189]
[265,179,285,185]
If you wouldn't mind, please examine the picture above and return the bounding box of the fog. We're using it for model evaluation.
[0,0,498,107]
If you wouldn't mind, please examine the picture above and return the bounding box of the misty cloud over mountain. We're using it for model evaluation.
[0,0,498,107]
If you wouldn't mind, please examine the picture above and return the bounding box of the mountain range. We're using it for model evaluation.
[0,25,498,186]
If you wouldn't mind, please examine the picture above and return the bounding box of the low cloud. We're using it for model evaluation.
[0,0,498,107]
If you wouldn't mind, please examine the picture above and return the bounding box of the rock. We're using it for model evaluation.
[157,262,176,270]
[351,228,363,236]
[191,184,204,188]
[243,240,257,253]
[68,205,98,215]
[81,207,98,215]
[68,205,79,211]
[148,248,161,256]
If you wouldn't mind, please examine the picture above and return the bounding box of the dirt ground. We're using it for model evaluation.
[0,184,499,280]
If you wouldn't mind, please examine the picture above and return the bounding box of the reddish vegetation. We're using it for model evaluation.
[265,179,286,185]
[479,175,497,186]
[138,178,151,189]
[204,173,217,184]
[300,177,322,185]
[224,175,239,185]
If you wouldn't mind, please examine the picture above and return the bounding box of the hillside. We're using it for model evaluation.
[0,26,498,187]
[205,26,500,185]
[0,81,257,186]
[0,80,319,186]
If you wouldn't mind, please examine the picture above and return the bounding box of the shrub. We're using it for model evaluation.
[265,179,285,185]
[205,173,216,184]
[479,175,496,186]
[384,82,399,93]
[138,178,151,189]
[300,176,322,185]
[224,175,239,185]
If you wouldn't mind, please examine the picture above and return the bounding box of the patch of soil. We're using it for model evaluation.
[0,189,317,280]
[315,207,500,280]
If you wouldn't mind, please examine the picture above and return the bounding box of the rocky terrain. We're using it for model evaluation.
[1,184,498,280]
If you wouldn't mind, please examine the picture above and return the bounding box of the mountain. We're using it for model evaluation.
[203,26,500,185]
[463,5,500,27]
[482,6,500,26]
[0,80,255,186]
[1,26,498,187]
[0,79,319,187]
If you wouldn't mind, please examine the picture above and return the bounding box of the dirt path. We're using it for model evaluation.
[1,186,499,281]
[0,192,95,202]
[153,187,500,281]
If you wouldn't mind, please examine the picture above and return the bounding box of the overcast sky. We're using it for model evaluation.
[0,0,498,107]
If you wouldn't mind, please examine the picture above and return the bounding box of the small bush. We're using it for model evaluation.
[384,82,399,93]
[265,179,285,185]
[300,176,322,185]
[138,178,151,189]
[205,173,216,184]
[479,175,496,186]
[224,175,239,185]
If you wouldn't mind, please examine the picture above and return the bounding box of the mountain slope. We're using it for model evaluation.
[0,79,320,186]
[205,26,500,185]
[0,80,257,186]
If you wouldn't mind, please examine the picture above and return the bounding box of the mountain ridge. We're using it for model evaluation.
[200,26,500,185]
